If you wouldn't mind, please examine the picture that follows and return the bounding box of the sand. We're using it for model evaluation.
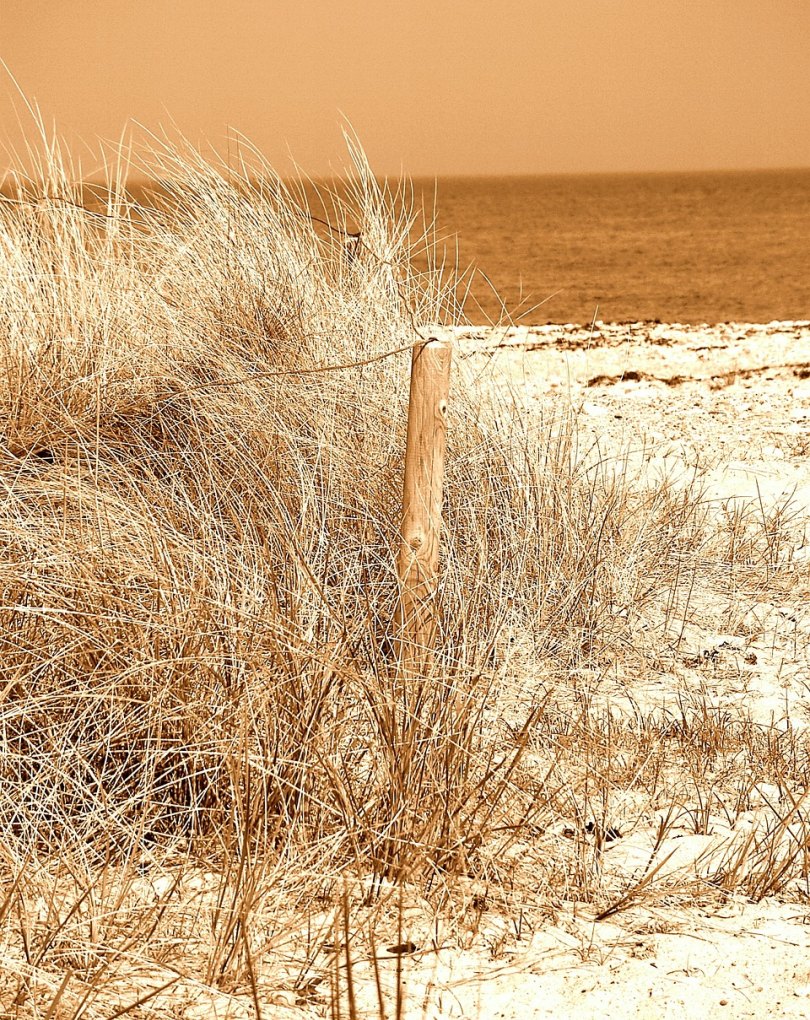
[17,321,809,1019]
[197,320,810,1020]
[404,318,810,1020]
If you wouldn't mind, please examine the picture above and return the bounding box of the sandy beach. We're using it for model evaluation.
[5,1,810,1010]
[98,321,810,1020]
[366,319,810,1020]
[385,318,807,1020]
[0,288,807,1018]
[271,321,810,1020]
[3,149,809,1015]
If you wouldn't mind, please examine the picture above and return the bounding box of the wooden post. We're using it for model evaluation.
[395,332,452,675]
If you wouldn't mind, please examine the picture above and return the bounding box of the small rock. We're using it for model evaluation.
[387,941,419,955]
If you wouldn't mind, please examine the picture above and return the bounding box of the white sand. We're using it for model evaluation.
[65,322,810,1020]
[388,320,810,1020]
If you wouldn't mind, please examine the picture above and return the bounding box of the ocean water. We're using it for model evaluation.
[8,167,806,327]
[417,169,810,325]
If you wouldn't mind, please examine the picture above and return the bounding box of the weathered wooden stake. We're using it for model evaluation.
[395,333,452,675]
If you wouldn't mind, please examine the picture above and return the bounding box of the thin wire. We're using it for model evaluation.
[159,338,423,401]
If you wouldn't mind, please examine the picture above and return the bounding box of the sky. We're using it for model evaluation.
[1,0,809,178]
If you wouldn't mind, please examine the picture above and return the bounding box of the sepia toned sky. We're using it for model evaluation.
[1,0,809,177]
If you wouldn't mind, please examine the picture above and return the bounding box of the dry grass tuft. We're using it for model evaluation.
[1,126,807,1016]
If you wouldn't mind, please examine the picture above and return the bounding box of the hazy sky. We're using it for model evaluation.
[2,0,809,177]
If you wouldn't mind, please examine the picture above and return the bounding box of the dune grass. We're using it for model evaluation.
[0,129,807,1016]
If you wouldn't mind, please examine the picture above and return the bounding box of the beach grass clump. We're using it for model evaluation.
[1,127,806,1016]
[0,131,709,873]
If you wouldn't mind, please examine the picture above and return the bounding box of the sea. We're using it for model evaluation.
[415,168,810,326]
[9,166,807,327]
